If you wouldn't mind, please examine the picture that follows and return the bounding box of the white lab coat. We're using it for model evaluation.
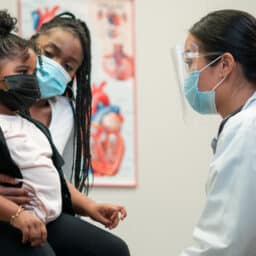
[180,92,256,256]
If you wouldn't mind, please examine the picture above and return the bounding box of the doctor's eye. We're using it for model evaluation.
[184,58,193,70]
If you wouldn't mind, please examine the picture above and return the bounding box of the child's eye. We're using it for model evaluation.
[17,69,29,74]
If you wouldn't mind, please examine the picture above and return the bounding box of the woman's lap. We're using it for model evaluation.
[0,213,129,256]
[47,213,130,256]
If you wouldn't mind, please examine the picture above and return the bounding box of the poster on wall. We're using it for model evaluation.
[19,0,137,187]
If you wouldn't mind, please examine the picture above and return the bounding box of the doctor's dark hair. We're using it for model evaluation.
[189,9,256,84]
[32,12,92,193]
[0,10,32,65]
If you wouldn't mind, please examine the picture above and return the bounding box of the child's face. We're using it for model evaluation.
[0,48,37,90]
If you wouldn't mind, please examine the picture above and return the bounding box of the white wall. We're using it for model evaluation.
[1,1,256,255]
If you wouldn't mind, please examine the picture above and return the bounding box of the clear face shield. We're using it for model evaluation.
[172,42,199,121]
[172,42,222,120]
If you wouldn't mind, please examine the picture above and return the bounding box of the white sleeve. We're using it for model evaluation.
[180,119,256,256]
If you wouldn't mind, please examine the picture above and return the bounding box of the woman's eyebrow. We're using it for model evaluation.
[46,41,61,54]
[46,41,81,65]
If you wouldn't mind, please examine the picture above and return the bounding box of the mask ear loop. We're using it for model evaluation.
[199,54,223,73]
[198,54,226,91]
[37,55,44,74]
[211,75,226,91]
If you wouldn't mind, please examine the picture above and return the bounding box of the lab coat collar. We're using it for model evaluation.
[211,91,256,154]
[211,106,243,154]
[242,90,256,110]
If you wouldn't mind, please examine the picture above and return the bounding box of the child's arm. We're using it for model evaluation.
[0,195,47,247]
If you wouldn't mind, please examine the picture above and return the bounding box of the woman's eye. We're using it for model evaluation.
[44,50,54,59]
[64,64,73,72]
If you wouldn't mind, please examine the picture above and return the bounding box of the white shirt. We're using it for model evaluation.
[180,92,256,256]
[48,96,74,155]
[0,114,62,223]
[48,96,74,179]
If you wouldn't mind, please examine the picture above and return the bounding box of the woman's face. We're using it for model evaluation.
[36,28,83,78]
[0,48,36,90]
[184,33,221,92]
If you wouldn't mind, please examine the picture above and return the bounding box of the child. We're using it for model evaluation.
[0,10,73,251]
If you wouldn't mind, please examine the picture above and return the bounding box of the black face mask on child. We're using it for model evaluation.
[0,74,41,111]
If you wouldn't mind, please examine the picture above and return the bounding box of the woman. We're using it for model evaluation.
[179,10,256,255]
[0,12,130,256]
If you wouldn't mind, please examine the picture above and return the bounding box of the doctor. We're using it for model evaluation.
[180,9,256,255]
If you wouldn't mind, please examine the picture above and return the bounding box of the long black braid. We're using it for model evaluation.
[32,12,92,193]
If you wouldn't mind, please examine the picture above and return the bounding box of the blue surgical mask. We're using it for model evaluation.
[184,55,225,114]
[36,55,72,99]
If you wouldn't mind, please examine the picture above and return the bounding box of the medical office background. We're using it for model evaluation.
[2,0,256,255]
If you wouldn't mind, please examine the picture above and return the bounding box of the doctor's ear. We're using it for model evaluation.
[219,52,235,77]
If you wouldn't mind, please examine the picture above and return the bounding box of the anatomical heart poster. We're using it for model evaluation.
[19,0,137,187]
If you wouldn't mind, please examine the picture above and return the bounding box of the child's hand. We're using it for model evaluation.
[11,210,47,247]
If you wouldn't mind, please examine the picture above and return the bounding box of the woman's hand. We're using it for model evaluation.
[0,174,31,205]
[11,210,47,247]
[88,202,127,229]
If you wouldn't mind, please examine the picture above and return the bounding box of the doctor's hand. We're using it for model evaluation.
[88,202,127,229]
[11,210,47,247]
[0,174,31,205]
